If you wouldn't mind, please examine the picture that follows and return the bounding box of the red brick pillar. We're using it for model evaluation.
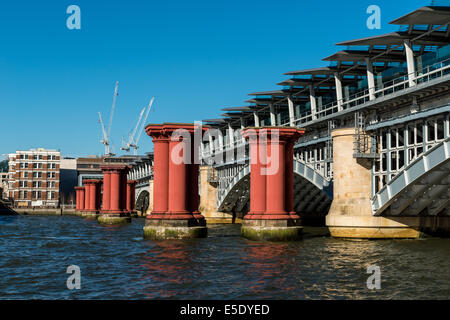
[126,180,137,213]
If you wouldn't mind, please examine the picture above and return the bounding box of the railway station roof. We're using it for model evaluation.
[336,32,449,47]
[221,106,253,112]
[206,6,450,130]
[390,6,450,25]
[322,50,407,62]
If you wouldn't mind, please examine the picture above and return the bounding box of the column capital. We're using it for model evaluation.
[146,123,209,140]
[83,179,102,185]
[241,127,305,142]
[100,164,130,173]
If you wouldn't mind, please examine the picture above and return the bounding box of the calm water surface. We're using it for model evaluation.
[0,215,449,299]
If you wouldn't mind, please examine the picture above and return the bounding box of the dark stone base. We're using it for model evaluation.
[241,218,302,241]
[143,218,207,240]
[81,211,99,219]
[98,214,131,225]
[130,211,139,218]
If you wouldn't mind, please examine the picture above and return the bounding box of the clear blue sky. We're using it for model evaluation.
[0,0,437,158]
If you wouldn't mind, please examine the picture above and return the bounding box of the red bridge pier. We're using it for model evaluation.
[241,127,305,241]
[98,164,132,225]
[143,123,208,240]
[74,186,85,215]
[81,179,102,218]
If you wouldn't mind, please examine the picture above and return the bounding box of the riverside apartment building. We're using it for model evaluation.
[7,148,61,208]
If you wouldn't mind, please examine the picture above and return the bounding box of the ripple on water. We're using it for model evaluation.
[0,216,449,299]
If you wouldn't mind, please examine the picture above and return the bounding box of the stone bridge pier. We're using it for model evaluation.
[143,123,208,240]
[241,127,305,241]
[98,165,132,225]
[326,127,428,238]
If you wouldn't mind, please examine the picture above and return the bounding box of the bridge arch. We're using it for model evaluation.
[135,189,150,215]
[372,136,450,216]
[217,159,332,215]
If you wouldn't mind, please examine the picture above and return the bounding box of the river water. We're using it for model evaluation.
[0,215,448,299]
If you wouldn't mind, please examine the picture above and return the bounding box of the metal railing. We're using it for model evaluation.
[204,58,450,159]
[280,58,450,127]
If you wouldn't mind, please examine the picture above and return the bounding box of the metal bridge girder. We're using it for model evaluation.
[372,137,450,216]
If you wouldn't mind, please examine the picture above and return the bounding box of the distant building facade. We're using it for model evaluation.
[0,172,8,199]
[76,156,104,186]
[7,148,61,208]
[60,158,78,205]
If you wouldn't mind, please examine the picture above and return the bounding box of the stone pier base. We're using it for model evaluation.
[81,211,99,219]
[327,215,450,239]
[326,127,450,239]
[241,219,302,241]
[98,213,132,225]
[199,166,241,224]
[143,219,207,240]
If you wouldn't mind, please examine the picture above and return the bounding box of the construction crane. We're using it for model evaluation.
[121,106,146,153]
[98,81,119,156]
[121,97,155,155]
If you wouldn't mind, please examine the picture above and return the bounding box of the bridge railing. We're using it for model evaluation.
[371,136,450,216]
[279,57,450,127]
[205,57,449,160]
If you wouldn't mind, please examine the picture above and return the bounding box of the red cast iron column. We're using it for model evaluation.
[79,187,85,211]
[146,126,170,219]
[126,180,137,213]
[84,182,91,211]
[242,127,305,220]
[102,170,111,212]
[264,137,288,219]
[101,165,130,214]
[242,129,266,219]
[167,136,190,217]
[109,169,121,213]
